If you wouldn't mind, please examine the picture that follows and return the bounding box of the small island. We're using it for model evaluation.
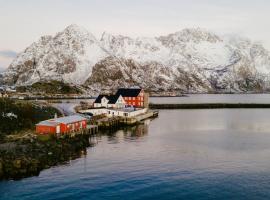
[0,88,158,180]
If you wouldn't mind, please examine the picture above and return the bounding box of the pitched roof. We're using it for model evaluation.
[115,88,142,97]
[108,95,120,104]
[37,120,60,126]
[37,115,87,126]
[94,94,120,104]
[94,95,110,103]
[55,115,87,124]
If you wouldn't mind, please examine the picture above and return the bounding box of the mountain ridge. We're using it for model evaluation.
[2,24,270,94]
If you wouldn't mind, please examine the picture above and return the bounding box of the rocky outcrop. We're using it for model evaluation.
[85,56,212,93]
[0,134,93,180]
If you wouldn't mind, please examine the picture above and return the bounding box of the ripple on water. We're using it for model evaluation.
[2,109,270,199]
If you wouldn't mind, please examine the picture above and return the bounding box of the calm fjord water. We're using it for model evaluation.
[2,108,270,199]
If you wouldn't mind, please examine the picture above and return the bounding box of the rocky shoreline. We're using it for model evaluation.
[0,133,94,180]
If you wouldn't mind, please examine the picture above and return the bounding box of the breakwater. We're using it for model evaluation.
[149,103,270,109]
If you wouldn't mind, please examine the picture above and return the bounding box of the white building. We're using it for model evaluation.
[93,88,149,109]
[93,94,126,109]
[106,108,148,118]
[79,107,148,118]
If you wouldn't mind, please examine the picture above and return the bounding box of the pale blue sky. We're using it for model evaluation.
[0,0,270,70]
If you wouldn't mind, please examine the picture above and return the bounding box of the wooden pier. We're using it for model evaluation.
[96,110,159,128]
[68,125,99,137]
[86,125,99,134]
[96,117,121,129]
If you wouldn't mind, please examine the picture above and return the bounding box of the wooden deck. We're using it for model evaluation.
[95,110,159,128]
[68,125,99,137]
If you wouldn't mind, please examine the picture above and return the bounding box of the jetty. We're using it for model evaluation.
[93,110,159,129]
[149,103,270,109]
[68,125,98,137]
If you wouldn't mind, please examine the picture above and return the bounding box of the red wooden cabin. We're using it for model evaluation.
[36,115,87,135]
[115,88,146,108]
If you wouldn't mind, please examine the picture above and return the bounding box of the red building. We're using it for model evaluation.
[36,115,87,135]
[115,88,148,108]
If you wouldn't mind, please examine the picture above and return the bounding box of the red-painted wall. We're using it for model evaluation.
[60,120,87,133]
[123,91,144,107]
[36,120,87,135]
[36,125,57,134]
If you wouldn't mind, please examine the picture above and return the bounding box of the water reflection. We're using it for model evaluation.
[3,109,270,200]
[90,119,151,145]
[150,94,270,104]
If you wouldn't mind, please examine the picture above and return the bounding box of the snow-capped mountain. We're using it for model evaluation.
[2,24,270,93]
[2,25,109,86]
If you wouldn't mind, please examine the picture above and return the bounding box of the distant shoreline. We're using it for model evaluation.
[13,93,270,100]
[149,103,270,109]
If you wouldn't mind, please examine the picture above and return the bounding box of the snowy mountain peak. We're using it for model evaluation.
[2,25,270,94]
[158,28,222,47]
[101,31,113,41]
[55,24,97,43]
[63,24,90,35]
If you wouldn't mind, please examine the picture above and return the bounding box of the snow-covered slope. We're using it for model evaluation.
[2,24,109,85]
[2,25,270,93]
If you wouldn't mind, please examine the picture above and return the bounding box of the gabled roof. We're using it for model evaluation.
[94,95,111,103]
[115,88,142,97]
[94,94,121,104]
[37,120,60,126]
[108,95,120,104]
[54,115,87,124]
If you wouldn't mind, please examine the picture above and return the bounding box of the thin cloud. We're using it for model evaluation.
[0,50,17,58]
[0,66,5,72]
[0,50,17,71]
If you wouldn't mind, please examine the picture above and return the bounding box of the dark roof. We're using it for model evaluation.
[108,95,119,104]
[115,88,142,97]
[94,95,111,103]
[94,94,119,104]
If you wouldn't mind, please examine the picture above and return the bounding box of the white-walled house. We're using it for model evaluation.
[79,107,148,118]
[93,95,110,108]
[107,95,126,108]
[93,88,149,109]
[106,108,148,118]
[93,94,126,109]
